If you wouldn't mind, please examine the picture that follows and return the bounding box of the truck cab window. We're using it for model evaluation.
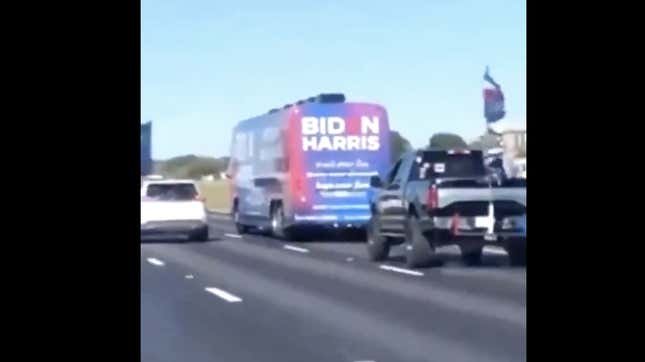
[393,155,413,184]
[386,160,402,185]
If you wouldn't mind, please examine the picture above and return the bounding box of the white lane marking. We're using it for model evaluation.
[346,257,355,262]
[205,287,243,303]
[146,258,165,266]
[283,244,310,253]
[379,265,424,277]
[354,360,376,362]
[185,275,194,279]
[225,233,243,239]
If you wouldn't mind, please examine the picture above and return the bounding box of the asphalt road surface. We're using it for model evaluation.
[141,213,526,362]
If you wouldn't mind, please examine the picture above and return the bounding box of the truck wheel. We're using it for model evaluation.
[506,240,527,266]
[366,215,390,261]
[404,215,436,268]
[461,248,484,266]
[233,206,248,234]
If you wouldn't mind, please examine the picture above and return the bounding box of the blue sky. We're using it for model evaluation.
[142,0,525,159]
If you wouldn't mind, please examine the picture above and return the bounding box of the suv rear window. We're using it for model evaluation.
[145,183,198,201]
[411,151,486,180]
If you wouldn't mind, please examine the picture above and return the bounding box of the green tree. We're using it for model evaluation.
[428,133,467,150]
[158,155,229,179]
[390,130,412,163]
[469,133,501,151]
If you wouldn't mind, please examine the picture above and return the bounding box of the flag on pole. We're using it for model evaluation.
[141,121,152,176]
[483,67,506,126]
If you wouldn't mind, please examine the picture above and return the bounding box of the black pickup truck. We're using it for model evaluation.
[366,149,527,268]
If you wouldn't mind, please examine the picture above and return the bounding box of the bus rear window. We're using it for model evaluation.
[145,183,198,201]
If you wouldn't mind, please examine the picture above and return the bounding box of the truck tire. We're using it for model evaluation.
[462,248,483,266]
[366,215,390,261]
[506,241,527,266]
[233,206,249,234]
[404,215,436,268]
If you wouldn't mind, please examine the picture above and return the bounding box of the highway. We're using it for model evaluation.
[141,213,526,362]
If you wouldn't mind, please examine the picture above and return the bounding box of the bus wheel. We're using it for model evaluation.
[271,204,286,239]
[233,205,248,234]
[271,204,301,241]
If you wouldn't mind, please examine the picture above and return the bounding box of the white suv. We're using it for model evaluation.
[140,179,209,241]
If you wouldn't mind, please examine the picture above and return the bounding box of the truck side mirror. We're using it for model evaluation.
[370,176,383,188]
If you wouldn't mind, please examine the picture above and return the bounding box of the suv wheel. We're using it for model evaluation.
[190,226,209,242]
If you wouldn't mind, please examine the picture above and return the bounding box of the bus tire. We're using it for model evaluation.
[271,204,295,240]
[233,204,248,234]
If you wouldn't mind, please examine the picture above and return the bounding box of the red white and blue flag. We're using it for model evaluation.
[141,121,152,176]
[483,67,506,125]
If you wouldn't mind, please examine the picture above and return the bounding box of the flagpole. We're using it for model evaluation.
[483,66,504,154]
[484,66,491,137]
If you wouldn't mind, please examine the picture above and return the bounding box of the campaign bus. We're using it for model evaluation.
[226,94,391,240]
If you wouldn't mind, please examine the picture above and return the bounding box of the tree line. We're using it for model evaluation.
[155,131,486,179]
[154,155,230,179]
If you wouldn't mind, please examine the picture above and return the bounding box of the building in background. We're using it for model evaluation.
[499,129,526,179]
[514,157,526,178]
[501,129,526,157]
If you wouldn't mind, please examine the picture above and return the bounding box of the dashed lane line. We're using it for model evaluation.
[379,264,424,277]
[283,245,310,253]
[204,287,243,303]
[146,258,165,266]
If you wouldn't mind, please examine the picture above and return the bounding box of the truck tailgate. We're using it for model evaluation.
[436,187,526,209]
